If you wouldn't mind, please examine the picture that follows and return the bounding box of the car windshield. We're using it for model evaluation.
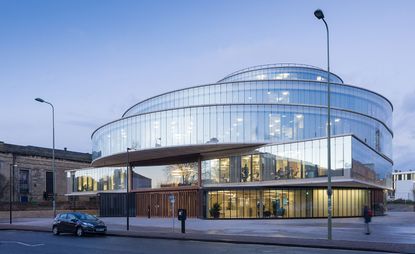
[73,213,97,220]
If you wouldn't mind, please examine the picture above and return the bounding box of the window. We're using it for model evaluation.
[67,214,76,220]
[375,128,381,152]
[133,162,198,189]
[71,172,75,192]
[252,155,261,181]
[219,158,230,183]
[46,171,54,194]
[241,155,251,182]
[19,170,29,194]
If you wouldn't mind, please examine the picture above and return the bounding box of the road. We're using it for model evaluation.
[0,230,395,254]
[2,212,415,244]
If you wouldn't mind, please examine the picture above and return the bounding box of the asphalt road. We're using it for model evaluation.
[0,230,395,254]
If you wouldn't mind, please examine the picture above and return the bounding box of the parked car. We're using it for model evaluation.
[52,212,107,236]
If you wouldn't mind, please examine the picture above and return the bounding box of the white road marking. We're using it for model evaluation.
[0,241,45,247]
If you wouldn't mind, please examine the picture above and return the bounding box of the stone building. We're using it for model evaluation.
[0,141,91,206]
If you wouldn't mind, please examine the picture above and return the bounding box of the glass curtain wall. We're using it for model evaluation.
[207,188,378,219]
[93,105,392,161]
[218,65,343,83]
[202,136,352,185]
[123,80,392,131]
[201,135,392,186]
[69,167,126,192]
[133,162,198,189]
[351,138,393,187]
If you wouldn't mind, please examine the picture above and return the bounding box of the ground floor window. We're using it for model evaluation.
[206,188,383,219]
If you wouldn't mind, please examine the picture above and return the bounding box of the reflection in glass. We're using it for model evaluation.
[93,104,393,161]
[241,155,251,182]
[70,167,126,192]
[201,135,392,186]
[133,162,198,189]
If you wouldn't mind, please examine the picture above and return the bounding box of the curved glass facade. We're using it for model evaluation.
[91,64,393,178]
[122,81,393,130]
[93,104,392,160]
[218,64,344,83]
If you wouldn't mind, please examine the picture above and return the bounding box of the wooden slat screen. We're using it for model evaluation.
[135,189,200,218]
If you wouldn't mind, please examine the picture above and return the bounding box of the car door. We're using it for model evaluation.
[66,213,78,233]
[56,213,68,232]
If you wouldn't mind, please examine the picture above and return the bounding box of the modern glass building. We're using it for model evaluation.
[67,63,393,219]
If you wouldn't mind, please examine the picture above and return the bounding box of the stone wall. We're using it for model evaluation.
[0,152,91,204]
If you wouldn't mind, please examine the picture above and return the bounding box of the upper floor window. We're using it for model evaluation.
[19,169,29,194]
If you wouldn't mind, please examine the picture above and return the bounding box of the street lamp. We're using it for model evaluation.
[314,9,333,240]
[9,163,17,224]
[126,147,133,230]
[35,97,56,217]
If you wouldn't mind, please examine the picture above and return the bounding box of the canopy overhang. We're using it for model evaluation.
[91,143,267,168]
[203,177,389,190]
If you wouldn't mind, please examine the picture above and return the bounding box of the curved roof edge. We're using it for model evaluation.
[217,63,344,84]
[91,143,266,167]
[90,134,393,168]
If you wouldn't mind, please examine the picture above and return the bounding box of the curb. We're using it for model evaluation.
[1,224,414,254]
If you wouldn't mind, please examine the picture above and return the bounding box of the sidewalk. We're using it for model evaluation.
[1,212,415,253]
[99,212,415,244]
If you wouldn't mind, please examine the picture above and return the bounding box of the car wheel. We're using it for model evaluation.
[52,226,60,235]
[76,227,83,237]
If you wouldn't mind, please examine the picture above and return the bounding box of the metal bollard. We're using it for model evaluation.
[181,219,185,233]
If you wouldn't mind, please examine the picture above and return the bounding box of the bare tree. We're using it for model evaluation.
[164,163,197,186]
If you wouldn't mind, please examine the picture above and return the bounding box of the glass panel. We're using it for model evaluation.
[73,167,126,192]
[205,187,376,219]
[133,162,198,189]
[241,155,252,182]
[252,155,261,181]
[219,158,230,183]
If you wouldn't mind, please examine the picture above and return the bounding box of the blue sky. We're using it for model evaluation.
[0,0,414,169]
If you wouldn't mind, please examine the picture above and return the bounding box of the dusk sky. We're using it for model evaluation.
[0,0,414,169]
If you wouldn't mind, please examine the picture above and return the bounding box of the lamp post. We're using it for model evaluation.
[9,164,12,224]
[35,97,56,217]
[9,163,16,224]
[314,9,333,240]
[126,147,132,230]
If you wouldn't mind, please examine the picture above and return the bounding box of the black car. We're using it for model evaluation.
[52,212,107,236]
